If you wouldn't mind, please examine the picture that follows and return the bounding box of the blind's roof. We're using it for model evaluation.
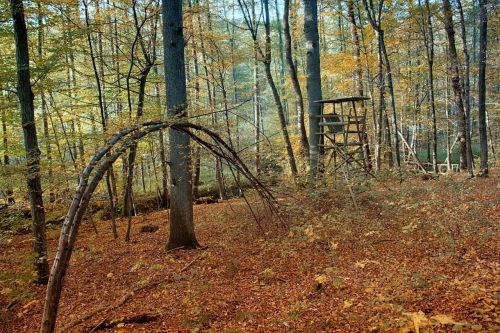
[314,96,370,104]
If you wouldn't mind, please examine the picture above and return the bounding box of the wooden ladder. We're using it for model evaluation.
[316,99,367,174]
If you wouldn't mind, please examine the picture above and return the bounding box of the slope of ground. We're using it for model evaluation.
[0,172,499,332]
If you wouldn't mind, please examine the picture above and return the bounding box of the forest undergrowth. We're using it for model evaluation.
[0,171,498,332]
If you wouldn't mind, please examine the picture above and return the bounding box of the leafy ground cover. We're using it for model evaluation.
[0,171,498,332]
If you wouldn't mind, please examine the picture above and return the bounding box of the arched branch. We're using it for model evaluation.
[40,120,277,333]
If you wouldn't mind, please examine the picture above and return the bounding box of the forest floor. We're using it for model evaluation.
[0,171,499,332]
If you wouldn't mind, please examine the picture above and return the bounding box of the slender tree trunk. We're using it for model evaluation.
[263,0,297,177]
[477,0,488,175]
[11,0,50,284]
[229,4,242,192]
[83,0,118,236]
[379,32,401,168]
[163,0,199,249]
[253,44,261,176]
[457,0,472,131]
[336,0,345,51]
[70,41,84,170]
[94,0,118,199]
[247,0,261,176]
[124,66,152,228]
[362,0,400,169]
[1,108,14,204]
[154,64,169,208]
[151,16,168,208]
[375,30,385,170]
[274,0,288,124]
[284,0,309,160]
[418,0,438,173]
[140,156,147,193]
[1,110,7,168]
[192,147,201,199]
[357,7,378,170]
[445,66,452,172]
[347,0,371,170]
[36,1,55,202]
[304,0,322,178]
[442,0,473,177]
[195,0,226,196]
[158,129,169,207]
[188,0,202,197]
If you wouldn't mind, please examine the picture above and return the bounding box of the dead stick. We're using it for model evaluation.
[180,251,207,272]
[61,251,208,331]
[89,316,108,333]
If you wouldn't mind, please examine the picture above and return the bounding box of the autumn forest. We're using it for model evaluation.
[0,0,498,332]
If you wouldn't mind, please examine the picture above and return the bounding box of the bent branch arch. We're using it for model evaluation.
[40,120,278,333]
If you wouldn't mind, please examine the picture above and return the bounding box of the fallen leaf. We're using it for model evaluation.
[343,300,353,308]
[402,311,430,333]
[355,260,380,269]
[315,274,327,284]
[1,287,12,295]
[431,314,457,325]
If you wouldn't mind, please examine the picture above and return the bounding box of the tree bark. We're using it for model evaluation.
[274,0,288,124]
[284,0,309,160]
[375,30,385,170]
[456,0,472,146]
[11,0,50,284]
[418,0,438,173]
[192,147,201,199]
[36,0,55,202]
[253,44,261,176]
[442,0,473,177]
[304,0,322,177]
[189,0,201,198]
[263,0,298,177]
[445,66,452,172]
[347,0,372,171]
[153,61,169,208]
[2,108,14,204]
[477,0,488,175]
[123,1,157,220]
[195,0,227,196]
[379,30,400,168]
[163,0,199,249]
[83,0,118,237]
[363,0,400,168]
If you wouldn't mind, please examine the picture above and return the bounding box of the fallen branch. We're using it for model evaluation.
[62,249,206,332]
[180,251,207,272]
[89,313,159,331]
[62,294,132,332]
[398,131,428,174]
